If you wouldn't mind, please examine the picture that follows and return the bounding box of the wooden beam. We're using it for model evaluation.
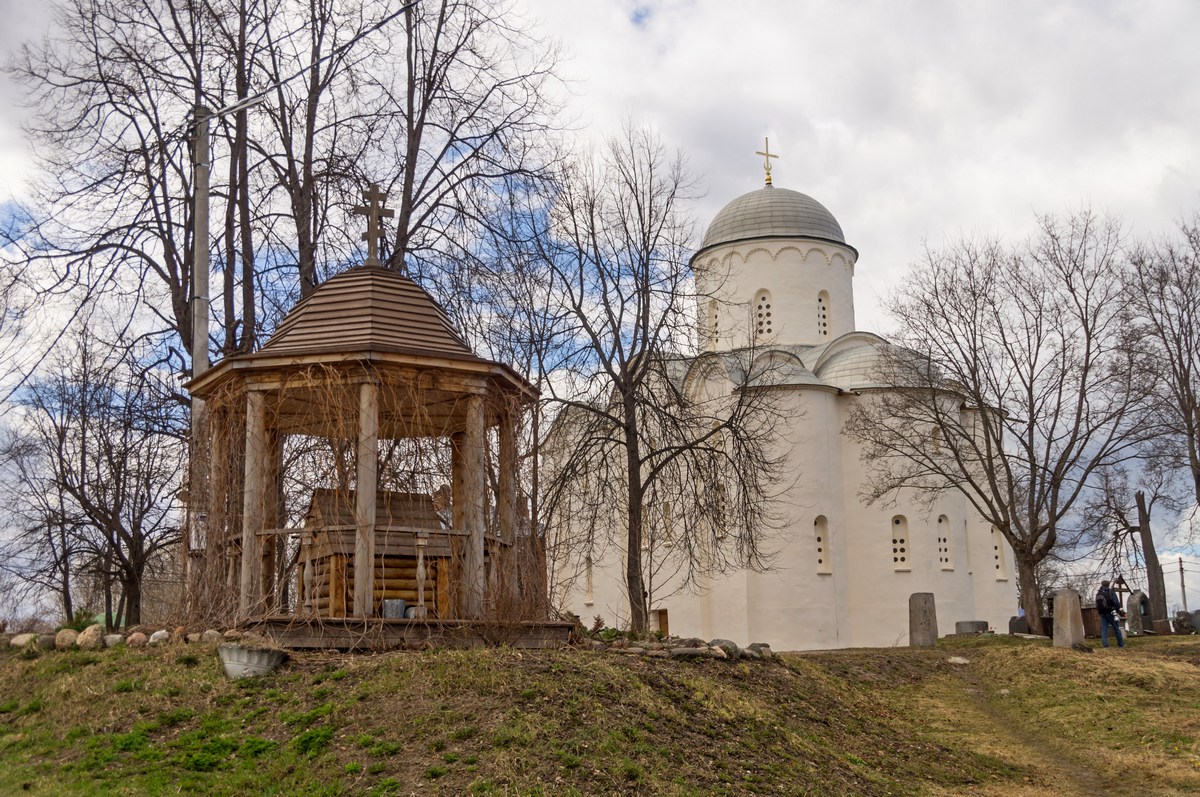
[354,381,379,617]
[462,394,486,619]
[239,390,267,617]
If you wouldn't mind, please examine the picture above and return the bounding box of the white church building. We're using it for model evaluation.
[555,160,1017,650]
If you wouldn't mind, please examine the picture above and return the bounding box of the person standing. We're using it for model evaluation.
[1095,580,1125,648]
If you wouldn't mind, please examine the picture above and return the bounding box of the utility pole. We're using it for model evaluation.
[1181,557,1188,613]
[185,105,212,602]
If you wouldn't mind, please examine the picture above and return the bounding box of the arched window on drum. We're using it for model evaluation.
[754,290,773,339]
[817,290,831,338]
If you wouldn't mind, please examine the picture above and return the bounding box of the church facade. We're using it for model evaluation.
[555,165,1016,650]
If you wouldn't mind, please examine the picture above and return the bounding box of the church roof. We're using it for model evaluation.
[258,264,482,362]
[698,186,852,254]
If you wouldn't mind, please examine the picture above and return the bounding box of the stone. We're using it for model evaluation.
[998,688,1011,697]
[185,633,202,644]
[103,634,125,648]
[947,656,970,665]
[126,631,147,647]
[647,649,670,658]
[1008,616,1029,635]
[670,647,707,659]
[610,638,629,649]
[954,620,989,635]
[148,630,171,646]
[1126,590,1150,635]
[740,647,762,660]
[222,629,244,641]
[9,633,37,648]
[746,642,774,659]
[201,630,223,645]
[174,626,186,638]
[709,639,741,659]
[36,634,57,650]
[1052,589,1085,648]
[55,628,79,650]
[704,646,728,660]
[588,640,606,651]
[76,624,104,651]
[909,593,937,647]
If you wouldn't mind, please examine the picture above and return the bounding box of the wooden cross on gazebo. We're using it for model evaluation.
[756,137,779,187]
[352,183,394,266]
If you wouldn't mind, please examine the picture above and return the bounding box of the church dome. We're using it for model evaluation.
[699,186,851,253]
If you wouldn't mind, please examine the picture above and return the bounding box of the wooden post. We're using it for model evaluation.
[462,395,487,619]
[262,429,282,612]
[414,533,428,619]
[239,390,267,617]
[354,381,379,617]
[497,404,519,608]
[450,431,465,617]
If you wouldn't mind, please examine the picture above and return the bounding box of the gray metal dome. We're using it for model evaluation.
[699,186,849,252]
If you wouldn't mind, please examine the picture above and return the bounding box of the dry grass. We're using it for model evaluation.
[0,635,1197,795]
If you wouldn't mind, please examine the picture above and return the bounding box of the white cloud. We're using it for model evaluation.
[520,0,1200,332]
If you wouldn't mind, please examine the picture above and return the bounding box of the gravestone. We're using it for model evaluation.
[1008,616,1029,635]
[1052,589,1085,648]
[955,620,989,634]
[909,593,937,647]
[1126,590,1150,635]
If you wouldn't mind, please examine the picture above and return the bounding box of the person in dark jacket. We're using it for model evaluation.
[1095,580,1125,648]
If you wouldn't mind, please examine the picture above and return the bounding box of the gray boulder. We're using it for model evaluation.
[103,634,125,649]
[746,642,774,659]
[9,633,37,648]
[148,629,171,646]
[200,629,223,645]
[709,639,742,659]
[36,634,57,650]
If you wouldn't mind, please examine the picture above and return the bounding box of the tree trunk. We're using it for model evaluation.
[1016,554,1044,635]
[624,397,647,635]
[1135,490,1169,625]
[123,575,143,627]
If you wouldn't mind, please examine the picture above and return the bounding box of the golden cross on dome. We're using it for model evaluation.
[352,183,394,266]
[755,138,779,187]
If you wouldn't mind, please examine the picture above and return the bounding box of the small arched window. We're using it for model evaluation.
[754,290,773,339]
[814,516,832,574]
[937,515,953,570]
[891,515,909,570]
[817,290,831,338]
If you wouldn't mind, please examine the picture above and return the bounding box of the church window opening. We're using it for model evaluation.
[754,290,773,338]
[817,291,831,338]
[891,515,909,569]
[937,515,953,569]
[708,299,720,348]
[991,526,1007,579]
[584,555,594,605]
[815,515,832,574]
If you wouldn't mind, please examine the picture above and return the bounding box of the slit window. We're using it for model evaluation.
[754,290,773,338]
[817,290,831,338]
[892,515,909,570]
[815,515,831,574]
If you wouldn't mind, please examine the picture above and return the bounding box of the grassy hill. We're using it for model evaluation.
[1,634,1198,796]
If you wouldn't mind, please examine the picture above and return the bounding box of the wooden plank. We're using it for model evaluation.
[354,381,379,617]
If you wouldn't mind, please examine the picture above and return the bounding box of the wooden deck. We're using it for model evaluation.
[242,616,575,651]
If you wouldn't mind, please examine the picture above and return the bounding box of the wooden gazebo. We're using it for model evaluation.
[188,257,540,638]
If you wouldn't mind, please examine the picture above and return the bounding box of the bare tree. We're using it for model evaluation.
[7,0,559,378]
[846,212,1148,634]
[1124,216,1200,508]
[6,332,183,627]
[537,126,787,634]
[1081,464,1176,626]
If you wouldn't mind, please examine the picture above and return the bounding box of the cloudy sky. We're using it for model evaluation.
[3,1,1198,332]
[522,0,1200,335]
